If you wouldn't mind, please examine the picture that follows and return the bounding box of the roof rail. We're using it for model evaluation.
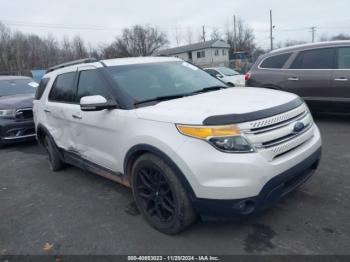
[47,58,98,73]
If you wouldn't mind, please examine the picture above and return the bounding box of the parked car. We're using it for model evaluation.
[246,41,350,113]
[0,76,38,148]
[204,67,245,86]
[34,57,321,234]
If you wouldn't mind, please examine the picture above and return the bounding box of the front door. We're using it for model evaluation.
[70,67,123,171]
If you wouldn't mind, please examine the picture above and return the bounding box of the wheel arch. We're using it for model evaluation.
[36,124,64,159]
[36,123,50,147]
[124,144,196,200]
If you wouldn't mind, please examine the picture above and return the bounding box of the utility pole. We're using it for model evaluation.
[311,26,316,43]
[233,15,237,53]
[270,9,273,51]
[202,25,206,42]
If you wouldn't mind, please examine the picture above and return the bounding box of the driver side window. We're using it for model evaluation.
[77,70,111,102]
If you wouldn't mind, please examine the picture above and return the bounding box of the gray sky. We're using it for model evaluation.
[1,0,349,50]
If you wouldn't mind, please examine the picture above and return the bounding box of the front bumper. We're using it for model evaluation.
[0,118,36,144]
[192,146,321,220]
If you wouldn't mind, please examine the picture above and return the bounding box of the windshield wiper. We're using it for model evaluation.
[134,86,227,106]
[134,94,188,106]
[190,85,227,94]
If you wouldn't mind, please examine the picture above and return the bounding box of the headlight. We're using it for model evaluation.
[209,136,254,153]
[176,124,254,153]
[0,109,16,118]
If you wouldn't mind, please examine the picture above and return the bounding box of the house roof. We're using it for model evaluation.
[157,39,230,55]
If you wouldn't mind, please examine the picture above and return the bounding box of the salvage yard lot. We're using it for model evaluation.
[0,115,349,255]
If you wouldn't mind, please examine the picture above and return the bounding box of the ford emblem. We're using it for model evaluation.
[293,122,305,133]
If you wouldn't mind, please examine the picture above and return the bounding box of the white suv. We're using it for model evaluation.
[33,57,322,234]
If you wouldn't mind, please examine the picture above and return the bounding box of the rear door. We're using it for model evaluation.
[332,46,350,100]
[44,71,78,151]
[284,47,336,100]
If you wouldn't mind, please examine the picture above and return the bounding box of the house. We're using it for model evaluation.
[157,39,231,68]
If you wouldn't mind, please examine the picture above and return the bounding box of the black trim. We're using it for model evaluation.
[63,150,123,178]
[192,147,322,220]
[203,97,304,125]
[124,144,196,200]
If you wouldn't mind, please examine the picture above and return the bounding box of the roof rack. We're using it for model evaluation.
[47,58,98,73]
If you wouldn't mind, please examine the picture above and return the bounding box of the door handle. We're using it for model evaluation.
[288,77,299,81]
[44,109,51,113]
[72,114,82,119]
[334,77,348,81]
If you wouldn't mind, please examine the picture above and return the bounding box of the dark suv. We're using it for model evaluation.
[0,76,38,148]
[246,41,350,113]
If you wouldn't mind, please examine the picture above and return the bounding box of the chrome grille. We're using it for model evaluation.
[239,103,314,161]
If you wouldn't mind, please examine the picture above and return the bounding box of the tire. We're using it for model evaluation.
[132,153,197,234]
[43,135,64,171]
[227,82,235,87]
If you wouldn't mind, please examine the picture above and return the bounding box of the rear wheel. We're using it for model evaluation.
[43,135,64,171]
[227,82,235,87]
[132,153,197,234]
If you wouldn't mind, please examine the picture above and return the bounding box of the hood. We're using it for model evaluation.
[135,87,299,125]
[0,94,34,110]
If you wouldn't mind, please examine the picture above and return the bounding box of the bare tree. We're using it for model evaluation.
[210,27,222,40]
[106,25,168,57]
[173,26,182,47]
[72,35,88,59]
[0,22,170,73]
[225,17,256,56]
[319,33,350,42]
[184,27,193,45]
[330,33,350,41]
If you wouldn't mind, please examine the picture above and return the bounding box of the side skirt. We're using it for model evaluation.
[62,150,131,188]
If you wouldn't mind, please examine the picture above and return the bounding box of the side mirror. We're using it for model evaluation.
[80,95,117,111]
[216,74,223,79]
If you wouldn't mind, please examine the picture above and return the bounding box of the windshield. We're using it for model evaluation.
[218,67,240,76]
[106,61,225,102]
[0,79,36,97]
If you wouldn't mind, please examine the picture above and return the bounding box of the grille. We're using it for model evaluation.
[240,103,314,161]
[15,108,33,120]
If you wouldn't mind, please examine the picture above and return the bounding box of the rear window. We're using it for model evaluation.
[35,77,50,100]
[290,48,336,69]
[48,72,76,103]
[260,53,292,69]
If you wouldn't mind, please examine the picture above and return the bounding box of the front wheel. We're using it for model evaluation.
[132,153,197,234]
